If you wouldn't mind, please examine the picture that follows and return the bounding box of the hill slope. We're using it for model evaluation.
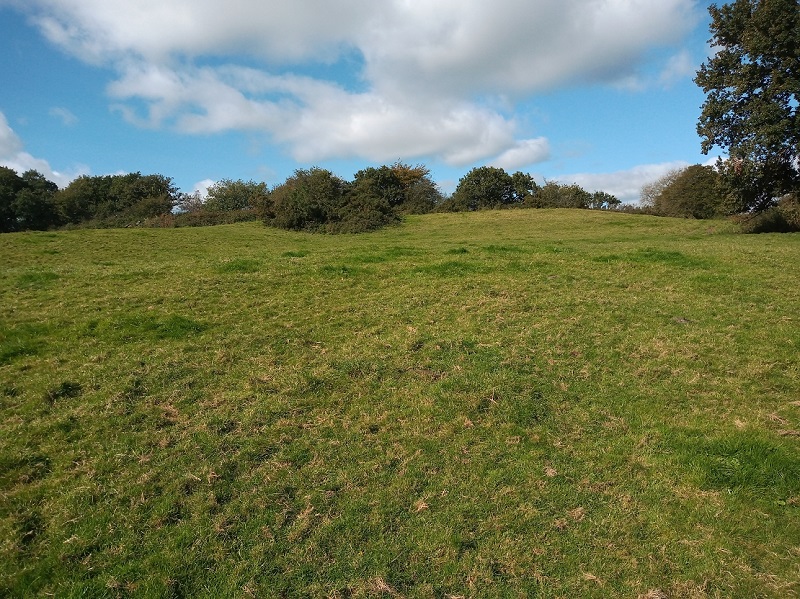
[2,210,799,597]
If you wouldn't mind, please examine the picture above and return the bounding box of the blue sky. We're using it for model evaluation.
[0,0,718,203]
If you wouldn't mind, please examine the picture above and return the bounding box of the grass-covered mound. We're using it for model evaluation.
[1,210,798,597]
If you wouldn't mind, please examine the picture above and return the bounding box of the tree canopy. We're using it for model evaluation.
[56,172,177,226]
[641,165,725,219]
[442,167,524,211]
[204,179,269,213]
[0,167,60,232]
[695,0,800,213]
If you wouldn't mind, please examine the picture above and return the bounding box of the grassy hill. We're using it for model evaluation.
[1,210,799,597]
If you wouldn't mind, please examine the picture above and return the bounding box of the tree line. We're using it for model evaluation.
[0,162,627,235]
[3,157,797,235]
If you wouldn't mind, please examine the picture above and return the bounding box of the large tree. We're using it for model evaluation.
[445,166,519,211]
[695,0,800,213]
[648,165,724,219]
[0,168,60,232]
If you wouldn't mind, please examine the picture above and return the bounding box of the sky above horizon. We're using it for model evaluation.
[0,0,720,203]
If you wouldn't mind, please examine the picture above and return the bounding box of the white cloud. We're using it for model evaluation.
[12,0,701,166]
[658,50,696,88]
[192,178,215,198]
[554,160,692,204]
[49,106,78,126]
[490,138,551,171]
[0,111,85,187]
[107,63,527,166]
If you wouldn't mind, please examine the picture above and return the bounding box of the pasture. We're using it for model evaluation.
[1,210,798,597]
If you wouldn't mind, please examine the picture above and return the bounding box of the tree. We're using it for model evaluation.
[511,171,538,203]
[640,168,684,210]
[0,166,26,232]
[589,191,621,211]
[352,163,441,215]
[527,181,591,209]
[401,177,442,214]
[695,0,800,213]
[351,166,405,208]
[446,166,518,211]
[268,168,349,231]
[650,165,725,219]
[13,170,60,230]
[204,179,269,212]
[56,172,177,224]
[56,175,112,223]
[0,168,60,232]
[174,191,205,214]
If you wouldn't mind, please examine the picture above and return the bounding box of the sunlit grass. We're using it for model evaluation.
[1,209,799,597]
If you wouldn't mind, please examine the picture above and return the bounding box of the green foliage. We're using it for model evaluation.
[588,190,621,210]
[351,165,404,207]
[645,165,726,219]
[204,179,270,213]
[171,208,258,227]
[640,168,684,210]
[55,172,177,226]
[351,163,442,216]
[445,166,519,211]
[0,168,60,232]
[738,193,800,233]
[695,0,800,213]
[268,167,349,232]
[174,191,205,214]
[441,172,616,213]
[267,167,405,234]
[0,166,26,232]
[511,171,538,201]
[401,177,443,214]
[526,181,592,209]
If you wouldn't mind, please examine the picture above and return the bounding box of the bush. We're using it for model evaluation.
[525,182,591,209]
[204,179,270,212]
[739,195,800,233]
[449,166,519,211]
[171,209,259,228]
[265,167,407,234]
[268,168,348,232]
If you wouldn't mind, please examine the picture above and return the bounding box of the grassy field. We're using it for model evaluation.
[1,209,799,598]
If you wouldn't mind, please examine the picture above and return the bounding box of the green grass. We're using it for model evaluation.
[1,210,799,597]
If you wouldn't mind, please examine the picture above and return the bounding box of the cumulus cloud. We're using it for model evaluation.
[0,111,84,186]
[192,178,215,199]
[554,160,692,204]
[11,0,700,166]
[490,138,551,171]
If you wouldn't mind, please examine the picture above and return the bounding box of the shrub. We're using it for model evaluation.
[268,168,348,232]
[739,194,800,233]
[204,179,270,212]
[525,181,591,209]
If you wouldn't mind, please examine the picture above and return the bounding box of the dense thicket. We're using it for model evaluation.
[57,172,178,227]
[260,163,443,233]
